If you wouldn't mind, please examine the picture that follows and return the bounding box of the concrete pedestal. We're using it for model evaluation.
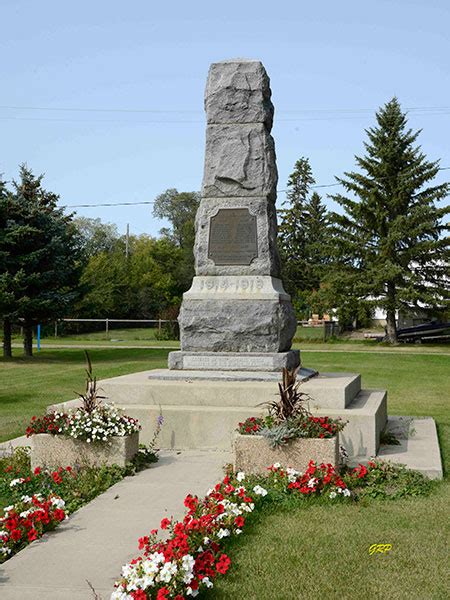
[49,370,387,461]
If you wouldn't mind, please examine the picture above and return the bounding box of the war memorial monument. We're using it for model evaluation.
[48,59,441,476]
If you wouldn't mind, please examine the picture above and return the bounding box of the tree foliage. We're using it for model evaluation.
[278,158,330,317]
[0,165,83,355]
[153,188,200,291]
[76,235,185,319]
[73,216,118,258]
[328,98,449,341]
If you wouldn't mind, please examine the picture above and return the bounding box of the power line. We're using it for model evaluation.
[1,104,450,113]
[1,105,450,124]
[65,167,450,208]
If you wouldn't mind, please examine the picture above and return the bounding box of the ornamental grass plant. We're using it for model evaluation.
[238,367,346,448]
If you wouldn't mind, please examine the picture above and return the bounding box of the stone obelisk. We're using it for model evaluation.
[169,59,298,371]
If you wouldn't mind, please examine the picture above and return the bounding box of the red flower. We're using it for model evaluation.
[216,553,231,574]
[131,591,148,600]
[51,472,63,484]
[156,587,170,600]
[5,465,13,473]
[33,467,41,475]
[353,464,368,479]
[138,536,149,550]
[27,528,38,542]
[160,518,171,530]
[234,516,245,528]
[11,529,22,541]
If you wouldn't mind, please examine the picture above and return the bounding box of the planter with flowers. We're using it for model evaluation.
[27,352,140,470]
[234,368,346,475]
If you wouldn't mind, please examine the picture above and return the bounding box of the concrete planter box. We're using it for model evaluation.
[31,431,139,470]
[234,433,339,475]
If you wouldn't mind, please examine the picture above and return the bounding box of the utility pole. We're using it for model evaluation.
[125,223,130,258]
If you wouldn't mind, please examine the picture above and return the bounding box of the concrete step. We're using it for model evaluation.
[313,389,387,459]
[376,416,443,479]
[48,370,382,460]
[90,370,360,410]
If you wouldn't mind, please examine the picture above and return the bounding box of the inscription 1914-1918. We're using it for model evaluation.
[208,208,258,265]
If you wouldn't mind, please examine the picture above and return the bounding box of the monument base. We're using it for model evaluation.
[168,350,300,371]
[48,370,387,461]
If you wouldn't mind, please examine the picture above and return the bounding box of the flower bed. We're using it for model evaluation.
[113,459,434,599]
[235,367,346,473]
[1,493,67,561]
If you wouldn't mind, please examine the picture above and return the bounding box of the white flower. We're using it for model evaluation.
[342,488,351,497]
[272,462,281,469]
[202,577,214,588]
[286,467,300,483]
[158,560,177,583]
[50,497,65,509]
[110,588,133,600]
[217,528,230,539]
[3,505,14,513]
[203,537,210,545]
[236,472,245,482]
[10,478,25,487]
[307,478,318,488]
[253,485,268,496]
[329,491,337,499]
[186,587,199,597]
[182,554,195,571]
[235,528,242,535]
[21,495,33,503]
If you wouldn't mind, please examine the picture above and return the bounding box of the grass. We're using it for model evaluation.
[12,326,179,347]
[1,346,448,598]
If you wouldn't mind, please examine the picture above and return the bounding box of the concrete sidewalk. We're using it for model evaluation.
[0,450,231,600]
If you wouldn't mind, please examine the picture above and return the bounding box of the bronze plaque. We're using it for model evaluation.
[208,208,258,265]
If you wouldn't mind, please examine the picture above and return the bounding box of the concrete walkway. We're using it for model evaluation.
[0,450,231,600]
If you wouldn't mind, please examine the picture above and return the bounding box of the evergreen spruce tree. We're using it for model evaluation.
[0,177,17,357]
[329,98,449,342]
[2,165,83,356]
[278,158,330,316]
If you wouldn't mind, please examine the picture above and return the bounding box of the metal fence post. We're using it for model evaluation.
[105,319,109,338]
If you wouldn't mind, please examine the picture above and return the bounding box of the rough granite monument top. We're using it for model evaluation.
[169,59,298,371]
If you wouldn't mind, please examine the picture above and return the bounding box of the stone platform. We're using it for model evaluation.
[49,369,387,461]
[376,416,443,479]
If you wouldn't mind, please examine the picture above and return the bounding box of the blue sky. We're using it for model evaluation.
[1,0,449,237]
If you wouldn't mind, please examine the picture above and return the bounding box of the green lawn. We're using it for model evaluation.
[1,346,448,598]
[12,326,180,347]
